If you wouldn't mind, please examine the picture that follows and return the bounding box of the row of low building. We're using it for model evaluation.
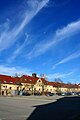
[0,73,80,96]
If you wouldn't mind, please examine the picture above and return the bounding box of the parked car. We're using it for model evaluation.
[22,91,31,96]
[45,92,54,96]
[66,92,72,96]
[56,92,62,96]
[61,92,67,96]
[57,92,72,96]
[71,92,77,96]
[34,91,41,96]
[77,92,80,96]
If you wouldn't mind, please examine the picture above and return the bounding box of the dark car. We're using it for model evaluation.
[56,92,62,96]
[71,92,77,96]
[45,92,54,96]
[22,91,31,96]
[34,91,41,96]
[57,92,72,96]
[61,92,67,96]
[77,92,80,96]
[66,92,72,96]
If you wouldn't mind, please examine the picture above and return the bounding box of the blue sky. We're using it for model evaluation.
[0,0,80,83]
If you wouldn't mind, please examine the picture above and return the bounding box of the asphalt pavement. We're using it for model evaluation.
[0,95,80,120]
[0,95,62,120]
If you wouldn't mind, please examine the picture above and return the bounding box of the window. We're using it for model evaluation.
[39,80,41,82]
[16,82,20,85]
[29,88,30,91]
[4,80,6,83]
[10,81,13,84]
[10,87,12,89]
[24,79,27,81]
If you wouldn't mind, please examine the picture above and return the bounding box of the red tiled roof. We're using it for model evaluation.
[0,74,80,88]
[20,75,38,84]
[46,82,79,88]
[47,82,64,87]
[20,75,49,85]
[0,74,20,85]
[41,78,49,85]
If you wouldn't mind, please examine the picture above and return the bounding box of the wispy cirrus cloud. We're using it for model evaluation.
[0,65,32,76]
[52,50,80,69]
[56,20,80,38]
[26,20,80,59]
[7,33,30,63]
[47,70,75,80]
[0,0,49,52]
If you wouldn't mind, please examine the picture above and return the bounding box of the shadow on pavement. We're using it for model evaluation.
[27,97,80,120]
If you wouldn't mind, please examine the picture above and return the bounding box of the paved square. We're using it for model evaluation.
[0,95,62,120]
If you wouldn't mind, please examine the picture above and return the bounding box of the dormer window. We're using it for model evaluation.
[24,79,27,81]
[4,80,6,83]
[16,82,20,85]
[10,81,13,84]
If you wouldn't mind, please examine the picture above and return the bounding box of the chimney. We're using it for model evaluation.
[32,73,37,78]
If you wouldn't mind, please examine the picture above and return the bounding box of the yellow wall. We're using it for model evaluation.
[1,82,80,95]
[1,84,19,90]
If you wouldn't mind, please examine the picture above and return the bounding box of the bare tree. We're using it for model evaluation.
[54,78,63,83]
[54,78,63,93]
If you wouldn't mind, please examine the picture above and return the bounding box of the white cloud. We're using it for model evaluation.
[0,65,32,76]
[56,20,80,38]
[0,0,49,52]
[47,71,74,80]
[52,50,80,69]
[27,39,57,59]
[27,20,80,59]
[7,33,30,62]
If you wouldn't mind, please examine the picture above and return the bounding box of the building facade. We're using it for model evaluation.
[0,73,80,96]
